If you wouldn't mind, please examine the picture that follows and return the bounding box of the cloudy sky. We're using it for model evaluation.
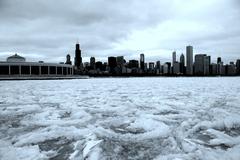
[0,0,239,63]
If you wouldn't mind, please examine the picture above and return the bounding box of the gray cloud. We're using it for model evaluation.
[0,0,239,63]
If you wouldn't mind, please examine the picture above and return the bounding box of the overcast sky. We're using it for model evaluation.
[0,0,239,63]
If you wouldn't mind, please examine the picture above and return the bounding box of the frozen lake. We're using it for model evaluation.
[0,77,240,160]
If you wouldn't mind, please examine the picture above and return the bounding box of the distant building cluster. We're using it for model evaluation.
[71,43,240,76]
[1,43,239,77]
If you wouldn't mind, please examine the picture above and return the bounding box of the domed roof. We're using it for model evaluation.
[7,54,26,62]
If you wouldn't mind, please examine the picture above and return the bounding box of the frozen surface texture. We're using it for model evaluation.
[0,77,240,160]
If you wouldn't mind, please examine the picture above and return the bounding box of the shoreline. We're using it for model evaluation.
[0,75,239,81]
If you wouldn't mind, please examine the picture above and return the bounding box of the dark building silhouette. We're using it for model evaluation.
[186,46,193,75]
[74,43,82,69]
[140,54,145,71]
[90,57,95,69]
[172,51,176,66]
[180,53,185,74]
[204,56,211,75]
[65,54,72,65]
[116,56,124,66]
[129,60,139,69]
[194,54,206,75]
[217,57,222,64]
[95,61,103,71]
[108,57,117,73]
[236,59,240,75]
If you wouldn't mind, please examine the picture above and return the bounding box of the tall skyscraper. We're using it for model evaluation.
[194,54,206,75]
[204,56,210,75]
[217,57,222,64]
[90,57,95,69]
[74,43,82,69]
[172,51,176,66]
[236,59,240,75]
[140,53,145,71]
[186,46,193,75]
[180,53,185,74]
[108,57,117,73]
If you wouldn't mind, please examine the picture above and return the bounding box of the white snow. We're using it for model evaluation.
[0,77,240,159]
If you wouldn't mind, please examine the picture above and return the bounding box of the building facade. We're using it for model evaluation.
[0,54,73,76]
[186,46,193,75]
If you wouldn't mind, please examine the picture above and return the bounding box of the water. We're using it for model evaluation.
[0,77,240,160]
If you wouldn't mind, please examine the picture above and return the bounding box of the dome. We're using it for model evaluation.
[7,54,26,62]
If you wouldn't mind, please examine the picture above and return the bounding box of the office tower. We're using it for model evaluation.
[226,62,236,76]
[217,57,222,64]
[74,43,82,69]
[194,54,206,75]
[108,57,117,73]
[186,46,193,75]
[172,51,176,66]
[173,62,180,74]
[211,63,217,75]
[140,54,145,71]
[236,59,240,75]
[90,57,95,69]
[65,54,72,65]
[149,62,155,70]
[129,60,139,69]
[116,56,124,66]
[163,63,169,74]
[95,61,103,71]
[204,56,210,75]
[156,61,161,69]
[180,53,185,74]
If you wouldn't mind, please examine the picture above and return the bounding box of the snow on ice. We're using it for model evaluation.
[0,77,240,160]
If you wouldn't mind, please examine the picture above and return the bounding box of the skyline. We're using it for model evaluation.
[0,0,240,63]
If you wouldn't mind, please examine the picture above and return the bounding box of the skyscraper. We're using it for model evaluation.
[172,51,176,66]
[140,54,145,71]
[65,54,72,65]
[194,54,206,75]
[90,57,95,69]
[74,43,82,69]
[108,57,117,73]
[204,56,210,75]
[186,46,193,75]
[236,59,240,75]
[180,53,185,74]
[217,57,222,64]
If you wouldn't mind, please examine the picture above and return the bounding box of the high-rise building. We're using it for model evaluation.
[65,54,72,65]
[186,46,193,75]
[140,54,145,71]
[129,60,139,69]
[173,62,180,74]
[204,56,211,75]
[149,62,155,70]
[90,57,95,69]
[217,57,222,64]
[74,43,82,69]
[211,63,217,75]
[180,53,185,74]
[194,54,206,75]
[108,57,117,73]
[95,61,103,71]
[156,61,161,69]
[172,51,176,66]
[226,62,236,76]
[116,56,124,66]
[236,59,240,75]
